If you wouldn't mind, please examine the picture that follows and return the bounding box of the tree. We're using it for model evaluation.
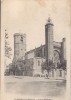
[57,60,66,70]
[5,30,12,59]
[41,60,55,76]
[61,60,66,70]
[47,60,55,74]
[57,62,61,69]
[9,59,34,76]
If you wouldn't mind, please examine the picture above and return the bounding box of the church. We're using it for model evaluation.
[7,18,66,79]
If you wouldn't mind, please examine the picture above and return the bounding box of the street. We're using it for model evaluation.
[5,76,66,97]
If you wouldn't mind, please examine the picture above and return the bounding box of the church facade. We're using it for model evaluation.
[8,18,66,79]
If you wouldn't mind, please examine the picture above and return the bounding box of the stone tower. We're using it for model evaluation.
[45,18,54,66]
[14,33,26,61]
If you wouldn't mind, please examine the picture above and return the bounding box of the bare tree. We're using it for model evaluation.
[5,29,12,59]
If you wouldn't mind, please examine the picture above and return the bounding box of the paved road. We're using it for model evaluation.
[5,76,66,98]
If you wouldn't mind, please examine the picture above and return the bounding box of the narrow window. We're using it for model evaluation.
[21,36,23,42]
[59,70,62,77]
[38,60,40,66]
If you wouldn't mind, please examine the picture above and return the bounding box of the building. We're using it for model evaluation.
[12,18,66,79]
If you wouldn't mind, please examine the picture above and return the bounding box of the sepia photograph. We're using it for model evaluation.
[1,0,71,100]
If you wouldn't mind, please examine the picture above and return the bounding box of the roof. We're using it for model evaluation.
[53,41,61,48]
[25,44,45,55]
[25,41,62,55]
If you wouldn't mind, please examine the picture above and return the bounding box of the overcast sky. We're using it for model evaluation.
[1,0,70,65]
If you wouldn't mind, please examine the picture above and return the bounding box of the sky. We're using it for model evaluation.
[1,0,70,65]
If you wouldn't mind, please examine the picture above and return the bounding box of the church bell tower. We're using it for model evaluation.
[14,33,26,61]
[45,18,54,66]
